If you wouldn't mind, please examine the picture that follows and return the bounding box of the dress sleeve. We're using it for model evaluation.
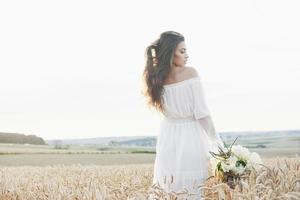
[191,78,225,154]
[197,116,225,152]
[191,78,210,120]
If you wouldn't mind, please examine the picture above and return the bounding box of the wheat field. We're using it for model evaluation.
[0,157,299,200]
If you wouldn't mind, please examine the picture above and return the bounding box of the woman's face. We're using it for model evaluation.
[172,41,189,67]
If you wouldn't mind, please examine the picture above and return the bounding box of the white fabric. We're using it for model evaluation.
[152,76,224,198]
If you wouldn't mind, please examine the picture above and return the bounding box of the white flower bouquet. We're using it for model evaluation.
[209,137,263,189]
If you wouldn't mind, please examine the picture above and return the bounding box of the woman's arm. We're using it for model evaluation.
[197,115,225,149]
[188,68,225,150]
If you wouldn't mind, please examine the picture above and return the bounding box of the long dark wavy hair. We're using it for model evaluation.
[142,31,185,114]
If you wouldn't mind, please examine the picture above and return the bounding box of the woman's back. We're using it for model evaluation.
[161,67,211,120]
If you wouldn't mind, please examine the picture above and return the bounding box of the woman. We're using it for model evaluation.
[142,31,225,198]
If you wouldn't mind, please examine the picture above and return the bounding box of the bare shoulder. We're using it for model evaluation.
[182,66,199,79]
[164,66,199,85]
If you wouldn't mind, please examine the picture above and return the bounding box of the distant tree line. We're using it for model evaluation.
[108,137,156,147]
[0,132,46,145]
[52,140,70,149]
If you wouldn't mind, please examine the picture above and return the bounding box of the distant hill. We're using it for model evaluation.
[221,129,300,140]
[45,129,300,148]
[0,132,46,145]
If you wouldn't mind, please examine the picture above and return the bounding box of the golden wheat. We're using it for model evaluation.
[0,157,299,200]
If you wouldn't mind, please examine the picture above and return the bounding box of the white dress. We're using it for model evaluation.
[152,76,224,198]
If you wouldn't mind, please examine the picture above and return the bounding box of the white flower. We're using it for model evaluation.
[246,152,263,170]
[231,145,251,161]
[221,155,237,172]
[233,165,245,175]
[228,155,238,166]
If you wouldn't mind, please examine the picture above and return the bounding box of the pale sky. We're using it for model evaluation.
[0,0,299,140]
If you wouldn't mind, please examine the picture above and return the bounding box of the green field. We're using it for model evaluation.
[0,143,157,166]
[0,143,155,155]
[222,134,299,159]
[0,139,298,166]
